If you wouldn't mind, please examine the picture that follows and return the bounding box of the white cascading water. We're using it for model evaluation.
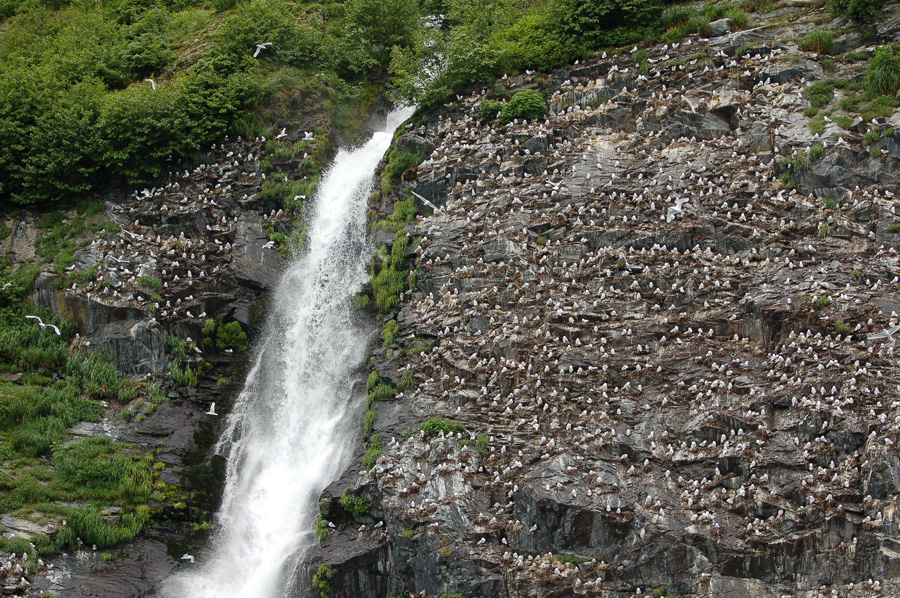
[164,107,414,598]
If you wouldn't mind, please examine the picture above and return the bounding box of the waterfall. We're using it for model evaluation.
[163,107,414,598]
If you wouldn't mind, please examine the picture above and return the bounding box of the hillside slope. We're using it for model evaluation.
[316,3,900,598]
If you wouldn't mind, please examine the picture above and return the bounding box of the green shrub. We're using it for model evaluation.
[800,30,833,54]
[168,361,198,387]
[202,318,217,338]
[829,0,886,21]
[420,417,466,437]
[500,89,547,123]
[216,321,248,352]
[311,562,335,598]
[315,516,332,540]
[380,149,422,196]
[382,319,400,346]
[167,336,190,358]
[364,408,378,435]
[480,100,504,121]
[368,382,395,402]
[339,491,371,517]
[888,223,900,233]
[136,275,162,289]
[475,434,489,457]
[396,368,415,392]
[865,44,900,99]
[363,433,382,470]
[804,81,835,111]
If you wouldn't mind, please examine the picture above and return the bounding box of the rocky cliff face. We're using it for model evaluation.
[313,7,900,598]
[0,133,308,597]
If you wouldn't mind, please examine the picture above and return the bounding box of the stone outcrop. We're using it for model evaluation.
[311,6,900,598]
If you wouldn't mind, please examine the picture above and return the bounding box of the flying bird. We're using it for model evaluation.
[276,127,287,139]
[25,315,60,335]
[253,42,273,58]
[869,324,900,344]
[206,402,218,416]
[144,78,156,90]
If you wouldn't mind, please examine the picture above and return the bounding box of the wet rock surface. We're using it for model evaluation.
[314,9,900,598]
[0,133,308,597]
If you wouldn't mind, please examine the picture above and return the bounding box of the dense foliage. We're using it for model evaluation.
[389,0,678,106]
[0,260,163,551]
[0,0,416,206]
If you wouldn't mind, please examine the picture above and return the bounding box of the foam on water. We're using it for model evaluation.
[163,107,414,598]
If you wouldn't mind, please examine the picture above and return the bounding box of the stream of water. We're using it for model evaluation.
[163,107,413,598]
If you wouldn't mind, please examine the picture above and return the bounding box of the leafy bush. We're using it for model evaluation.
[136,275,162,289]
[804,81,835,111]
[381,149,422,196]
[339,491,371,517]
[363,433,382,470]
[479,100,504,121]
[364,408,378,435]
[168,361,198,387]
[800,30,833,54]
[216,321,248,351]
[311,562,335,598]
[500,89,547,123]
[382,319,400,346]
[314,516,333,541]
[865,44,900,99]
[420,417,466,437]
[475,434,489,457]
[829,0,886,21]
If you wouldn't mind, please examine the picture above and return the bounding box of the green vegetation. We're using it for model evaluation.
[315,515,332,540]
[339,491,371,517]
[865,44,900,99]
[0,264,164,553]
[888,223,900,233]
[401,528,415,539]
[311,562,336,598]
[137,275,162,289]
[381,149,423,196]
[168,361,199,387]
[804,81,835,112]
[480,100,504,121]
[800,30,833,54]
[829,0,886,21]
[814,294,831,308]
[659,3,749,43]
[0,0,416,207]
[475,434,490,457]
[391,0,672,106]
[216,321,248,352]
[420,417,466,438]
[834,319,851,333]
[371,229,415,313]
[500,89,547,123]
[789,144,825,172]
[382,319,400,346]
[363,433,382,470]
[364,408,378,435]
